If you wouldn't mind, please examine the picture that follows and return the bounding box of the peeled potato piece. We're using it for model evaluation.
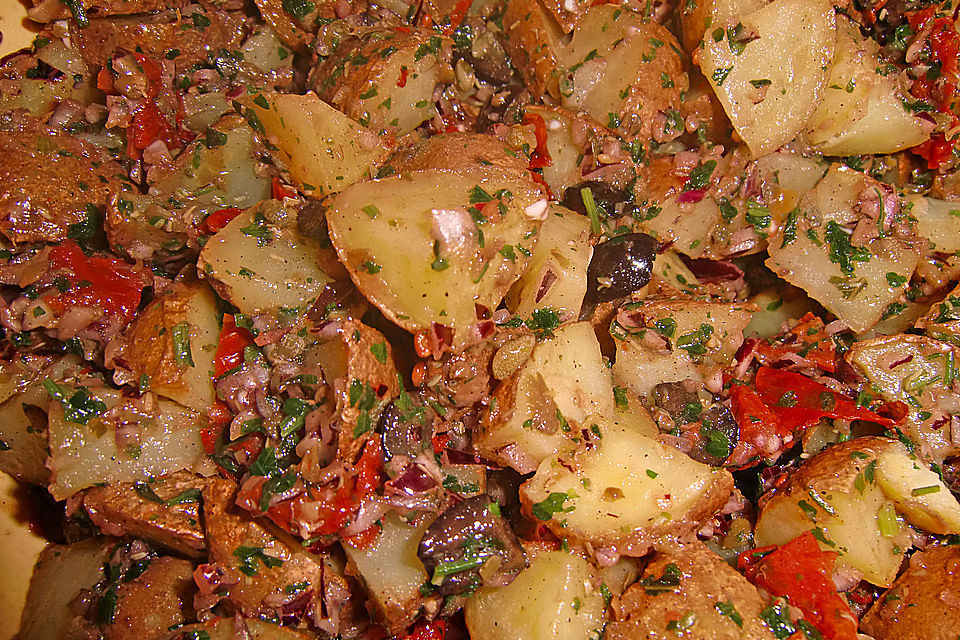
[698,0,836,157]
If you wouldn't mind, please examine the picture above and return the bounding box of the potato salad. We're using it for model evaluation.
[3,0,960,637]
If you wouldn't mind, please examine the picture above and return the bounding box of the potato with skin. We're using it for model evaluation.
[607,540,777,640]
[310,28,452,136]
[325,166,544,352]
[83,471,209,558]
[247,91,389,197]
[698,0,836,157]
[103,556,197,640]
[766,165,919,333]
[501,0,566,98]
[203,478,325,619]
[754,437,911,587]
[476,321,614,473]
[520,416,734,555]
[387,132,529,175]
[860,545,960,640]
[560,6,687,143]
[160,618,320,640]
[199,201,335,316]
[72,10,247,72]
[0,114,125,245]
[465,550,605,640]
[112,281,219,411]
[680,0,768,55]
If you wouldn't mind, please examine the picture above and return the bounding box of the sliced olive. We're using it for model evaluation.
[586,233,657,304]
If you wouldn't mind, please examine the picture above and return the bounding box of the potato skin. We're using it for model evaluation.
[387,132,529,175]
[83,471,208,558]
[860,545,960,640]
[770,436,893,496]
[73,12,247,72]
[104,556,197,640]
[0,114,124,244]
[502,0,564,98]
[607,540,777,640]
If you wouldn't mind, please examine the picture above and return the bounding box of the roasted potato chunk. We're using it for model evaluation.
[325,166,544,352]
[112,281,220,411]
[0,114,124,244]
[520,415,734,554]
[607,540,777,640]
[698,0,836,156]
[310,27,452,135]
[754,437,911,587]
[103,556,197,640]
[83,471,208,558]
[72,10,247,71]
[860,545,960,640]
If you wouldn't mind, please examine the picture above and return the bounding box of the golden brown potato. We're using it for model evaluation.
[103,556,197,640]
[310,27,452,135]
[203,478,324,617]
[387,132,529,175]
[72,10,247,71]
[860,545,960,640]
[0,114,124,245]
[111,281,220,411]
[253,0,346,51]
[83,471,208,558]
[502,0,566,98]
[561,6,687,142]
[754,437,911,587]
[607,540,777,640]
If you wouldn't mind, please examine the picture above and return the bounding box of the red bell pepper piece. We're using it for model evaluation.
[740,532,858,640]
[202,207,244,235]
[213,315,254,377]
[402,619,447,640]
[755,312,836,372]
[754,367,898,432]
[522,112,553,169]
[47,240,144,320]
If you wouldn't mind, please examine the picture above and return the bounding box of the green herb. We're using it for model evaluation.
[613,386,629,409]
[825,221,870,275]
[525,308,561,339]
[234,545,283,576]
[250,446,279,476]
[759,598,796,639]
[580,187,602,234]
[62,0,89,27]
[654,317,677,338]
[683,160,717,192]
[361,260,381,274]
[712,66,733,86]
[715,601,743,628]
[531,492,573,521]
[191,12,211,29]
[95,587,117,624]
[43,381,106,425]
[639,563,682,595]
[171,322,195,367]
[133,482,164,504]
[886,272,907,288]
[676,324,714,356]
[878,502,899,537]
[260,470,297,511]
[67,204,102,245]
[370,342,388,363]
[702,427,731,459]
[240,212,272,246]
[204,128,228,148]
[282,0,315,18]
[912,484,941,496]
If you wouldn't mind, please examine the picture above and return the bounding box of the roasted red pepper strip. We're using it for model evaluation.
[755,312,836,372]
[740,532,858,640]
[47,240,144,320]
[271,176,298,200]
[213,314,254,377]
[202,207,244,235]
[754,366,898,432]
[522,112,553,169]
[444,0,473,34]
[402,619,447,640]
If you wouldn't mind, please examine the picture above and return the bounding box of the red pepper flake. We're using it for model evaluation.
[397,65,409,88]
